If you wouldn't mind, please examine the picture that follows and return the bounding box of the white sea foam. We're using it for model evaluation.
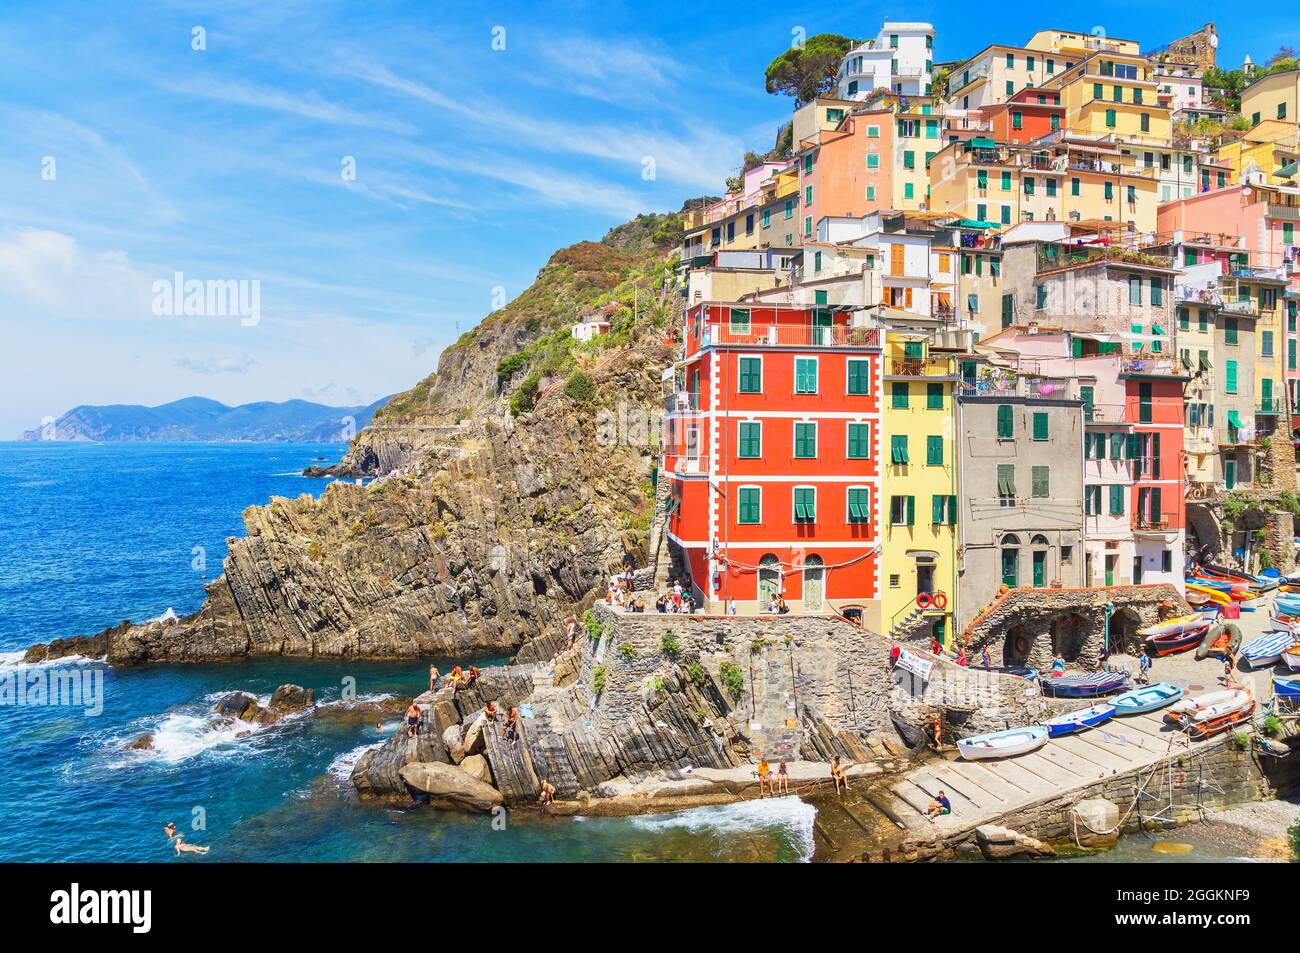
[327,740,384,782]
[627,795,817,862]
[148,607,178,624]
[0,650,97,670]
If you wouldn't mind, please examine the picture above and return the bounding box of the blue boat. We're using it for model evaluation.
[1274,673,1300,700]
[1042,704,1117,737]
[1039,671,1128,698]
[1111,682,1183,715]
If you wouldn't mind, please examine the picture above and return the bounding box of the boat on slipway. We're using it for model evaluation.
[1111,683,1183,716]
[956,725,1050,761]
[1042,705,1116,738]
[1038,671,1128,698]
[1163,689,1255,738]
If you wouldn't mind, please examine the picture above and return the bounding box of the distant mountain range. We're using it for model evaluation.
[20,395,391,443]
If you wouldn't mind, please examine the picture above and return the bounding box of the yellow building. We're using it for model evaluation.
[1213,119,1299,186]
[1225,273,1289,431]
[1044,51,1172,144]
[928,137,1159,231]
[1240,69,1300,127]
[880,332,959,645]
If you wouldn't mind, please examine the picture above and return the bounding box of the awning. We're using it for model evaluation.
[936,292,953,308]
[1228,409,1243,427]
[968,137,997,149]
[1151,323,1165,335]
[955,219,998,229]
[1199,353,1211,370]
[1278,160,1297,179]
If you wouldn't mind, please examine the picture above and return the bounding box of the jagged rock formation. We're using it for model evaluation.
[25,213,685,666]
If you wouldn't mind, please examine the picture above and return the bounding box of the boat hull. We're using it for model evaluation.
[1146,628,1207,656]
[1275,674,1300,700]
[1043,705,1116,737]
[1112,683,1183,715]
[1039,672,1128,698]
[957,725,1050,761]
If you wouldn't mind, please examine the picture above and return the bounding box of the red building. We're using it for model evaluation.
[663,303,883,613]
[1123,362,1187,583]
[979,87,1064,145]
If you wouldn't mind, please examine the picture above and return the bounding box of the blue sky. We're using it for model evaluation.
[0,1,1291,437]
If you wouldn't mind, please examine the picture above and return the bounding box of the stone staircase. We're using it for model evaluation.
[888,606,930,641]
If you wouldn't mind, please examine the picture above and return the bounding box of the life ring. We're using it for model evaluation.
[932,592,948,610]
[916,592,932,609]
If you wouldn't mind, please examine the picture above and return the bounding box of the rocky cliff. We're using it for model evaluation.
[25,213,686,665]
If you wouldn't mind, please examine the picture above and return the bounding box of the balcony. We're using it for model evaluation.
[1258,397,1285,416]
[701,324,881,349]
[1037,245,1175,274]
[1133,514,1171,533]
[958,377,1076,401]
[1120,355,1182,377]
[671,455,711,476]
[663,391,700,414]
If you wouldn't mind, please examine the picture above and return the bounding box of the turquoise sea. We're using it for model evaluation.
[0,442,815,862]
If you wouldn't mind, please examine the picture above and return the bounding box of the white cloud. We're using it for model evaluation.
[0,227,155,319]
[174,355,259,374]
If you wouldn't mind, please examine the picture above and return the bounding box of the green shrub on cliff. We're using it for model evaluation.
[509,372,541,416]
[660,631,679,657]
[564,370,596,402]
[1289,817,1299,861]
[719,661,744,699]
[592,664,607,695]
[617,642,636,660]
[582,609,602,640]
[496,353,527,383]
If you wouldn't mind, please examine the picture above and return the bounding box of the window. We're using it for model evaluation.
[1032,412,1048,441]
[1178,306,1189,331]
[1071,177,1080,196]
[1024,177,1035,195]
[996,404,1013,438]
[793,487,816,522]
[729,307,751,335]
[1104,181,1114,201]
[1085,484,1101,516]
[903,151,915,170]
[1105,108,1116,128]
[1046,178,1057,197]
[762,208,770,228]
[1128,276,1142,305]
[813,251,822,273]
[1225,359,1238,394]
[794,422,817,458]
[1224,317,1238,346]
[847,359,871,395]
[784,198,794,219]
[1138,382,1152,423]
[1109,484,1125,516]
[795,357,817,394]
[1262,330,1274,357]
[1006,52,1015,68]
[904,183,914,200]
[1031,465,1049,498]
[1012,110,1023,130]
[931,494,957,525]
[1002,293,1014,328]
[1162,549,1173,573]
[847,487,870,522]
[847,423,870,459]
[926,434,943,466]
[738,421,761,458]
[804,154,813,173]
[804,185,813,205]
[738,356,762,393]
[926,383,943,409]
[890,434,909,464]
[997,464,1016,505]
[738,487,761,524]
[1036,284,1048,309]
[891,381,909,408]
[867,153,880,169]
[1026,55,1035,71]
[1001,170,1012,191]
[804,216,812,236]
[1149,278,1162,305]
[889,495,914,526]
[1280,103,1288,120]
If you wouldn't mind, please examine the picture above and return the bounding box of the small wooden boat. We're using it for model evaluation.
[1274,673,1300,700]
[1240,631,1299,669]
[1137,614,1209,637]
[998,667,1038,680]
[957,725,1049,761]
[1111,683,1183,716]
[1164,689,1255,738]
[1039,671,1128,698]
[1281,644,1300,671]
[1146,627,1208,656]
[1184,583,1233,606]
[1042,704,1116,737]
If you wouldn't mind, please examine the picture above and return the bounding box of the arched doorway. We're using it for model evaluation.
[1003,623,1035,667]
[758,554,781,607]
[1000,534,1020,588]
[1051,612,1089,662]
[1030,534,1050,588]
[1109,607,1143,655]
[802,554,824,611]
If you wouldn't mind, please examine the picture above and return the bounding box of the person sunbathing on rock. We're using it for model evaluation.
[502,707,519,742]
[465,666,480,688]
[484,701,498,722]
[925,790,952,820]
[830,757,849,795]
[538,779,556,804]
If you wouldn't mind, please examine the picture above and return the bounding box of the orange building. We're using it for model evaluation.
[979,87,1064,145]
[662,304,883,614]
[796,109,894,242]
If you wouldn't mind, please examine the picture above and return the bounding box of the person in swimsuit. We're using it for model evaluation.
[502,707,519,742]
[537,778,556,804]
[173,835,209,855]
[406,702,421,738]
[756,755,771,796]
[830,757,849,795]
[429,665,440,692]
[776,760,789,795]
[164,821,177,841]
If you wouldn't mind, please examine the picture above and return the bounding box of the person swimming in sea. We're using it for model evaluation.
[173,835,209,855]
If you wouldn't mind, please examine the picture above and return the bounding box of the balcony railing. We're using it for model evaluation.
[1258,398,1285,415]
[1037,246,1175,273]
[701,324,881,349]
[958,378,1076,401]
[663,391,700,414]
[670,455,711,476]
[1134,515,1171,532]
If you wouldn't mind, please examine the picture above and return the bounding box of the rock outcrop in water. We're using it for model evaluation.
[24,214,685,667]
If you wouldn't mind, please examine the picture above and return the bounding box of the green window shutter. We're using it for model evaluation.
[926,435,943,465]
[1001,171,1011,191]
[1150,278,1162,305]
[793,487,815,522]
[1031,465,1049,498]
[1001,293,1014,328]
[847,423,870,459]
[1125,433,1139,459]
[847,487,869,522]
[1105,108,1116,127]
[1225,318,1238,345]
[729,307,751,334]
[997,464,1015,497]
[947,496,958,525]
[1104,181,1114,200]
[794,422,816,458]
[931,494,945,524]
[1262,331,1274,357]
[1109,432,1123,459]
[1138,382,1152,423]
[795,357,817,393]
[1080,385,1094,419]
[891,382,909,408]
[890,434,909,464]
[847,360,870,395]
[926,382,943,409]
[977,169,988,189]
[738,357,762,393]
[738,487,761,524]
[738,422,761,458]
[1225,360,1237,394]
[1109,484,1124,516]
[906,495,915,526]
[997,404,1013,438]
[904,341,924,359]
[1032,412,1048,441]
[1289,338,1296,371]
[1128,277,1142,306]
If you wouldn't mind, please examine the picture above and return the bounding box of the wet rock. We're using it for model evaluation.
[213,692,265,721]
[975,825,1056,860]
[128,733,154,751]
[399,762,503,813]
[269,684,314,711]
[350,709,450,799]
